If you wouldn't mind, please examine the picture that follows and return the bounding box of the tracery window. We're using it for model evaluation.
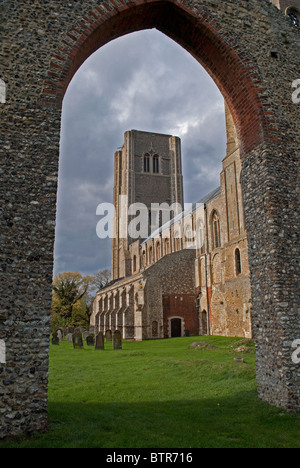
[153,155,159,174]
[144,153,150,173]
[199,226,205,254]
[212,211,221,249]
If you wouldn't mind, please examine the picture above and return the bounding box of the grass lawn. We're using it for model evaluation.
[0,335,299,448]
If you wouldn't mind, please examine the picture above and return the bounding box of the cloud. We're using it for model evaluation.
[54,29,226,277]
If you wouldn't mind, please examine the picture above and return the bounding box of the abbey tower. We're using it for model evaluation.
[111,130,184,281]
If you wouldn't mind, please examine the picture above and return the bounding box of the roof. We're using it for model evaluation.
[141,186,221,245]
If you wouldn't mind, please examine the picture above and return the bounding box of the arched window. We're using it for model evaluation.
[199,225,205,254]
[174,232,181,252]
[144,153,150,172]
[185,224,195,248]
[286,7,299,27]
[212,211,221,249]
[153,154,159,173]
[142,251,146,268]
[133,255,137,273]
[165,238,170,255]
[156,241,161,260]
[235,248,242,276]
[149,246,153,264]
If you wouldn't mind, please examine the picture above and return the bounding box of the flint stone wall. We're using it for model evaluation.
[0,0,299,438]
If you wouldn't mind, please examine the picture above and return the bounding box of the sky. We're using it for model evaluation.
[53,29,227,278]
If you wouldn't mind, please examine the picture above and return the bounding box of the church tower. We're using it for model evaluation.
[111,130,184,281]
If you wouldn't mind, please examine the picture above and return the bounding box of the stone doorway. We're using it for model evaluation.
[170,318,183,338]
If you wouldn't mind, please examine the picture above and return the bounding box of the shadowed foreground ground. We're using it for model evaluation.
[0,336,299,448]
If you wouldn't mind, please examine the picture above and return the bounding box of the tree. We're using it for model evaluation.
[51,272,94,330]
[92,269,111,291]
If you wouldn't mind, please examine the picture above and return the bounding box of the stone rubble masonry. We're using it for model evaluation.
[0,0,299,439]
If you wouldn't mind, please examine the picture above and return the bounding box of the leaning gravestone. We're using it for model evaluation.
[95,332,104,350]
[52,331,59,345]
[113,330,122,350]
[86,335,95,346]
[105,330,112,342]
[72,332,84,349]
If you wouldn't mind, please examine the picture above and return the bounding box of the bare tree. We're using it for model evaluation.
[92,269,111,290]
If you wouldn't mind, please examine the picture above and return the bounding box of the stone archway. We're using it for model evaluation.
[0,0,299,438]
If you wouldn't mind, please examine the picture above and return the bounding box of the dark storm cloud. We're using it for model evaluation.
[53,30,226,277]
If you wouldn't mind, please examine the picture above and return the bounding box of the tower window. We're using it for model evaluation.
[153,155,159,174]
[144,154,150,172]
[235,248,242,276]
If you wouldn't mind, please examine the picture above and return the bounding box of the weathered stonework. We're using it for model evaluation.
[92,119,253,342]
[0,0,299,439]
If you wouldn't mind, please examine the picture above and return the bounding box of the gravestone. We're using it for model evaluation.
[67,333,73,343]
[95,332,104,350]
[83,331,89,341]
[113,330,122,350]
[86,335,95,346]
[72,332,83,349]
[57,329,63,342]
[52,331,59,345]
[105,330,112,342]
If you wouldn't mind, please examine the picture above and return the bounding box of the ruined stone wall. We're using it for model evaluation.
[143,249,196,338]
[0,0,299,439]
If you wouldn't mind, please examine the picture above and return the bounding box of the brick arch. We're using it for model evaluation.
[41,0,274,154]
[1,0,299,439]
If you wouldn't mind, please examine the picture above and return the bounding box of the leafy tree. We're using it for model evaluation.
[51,272,94,331]
[51,270,112,332]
